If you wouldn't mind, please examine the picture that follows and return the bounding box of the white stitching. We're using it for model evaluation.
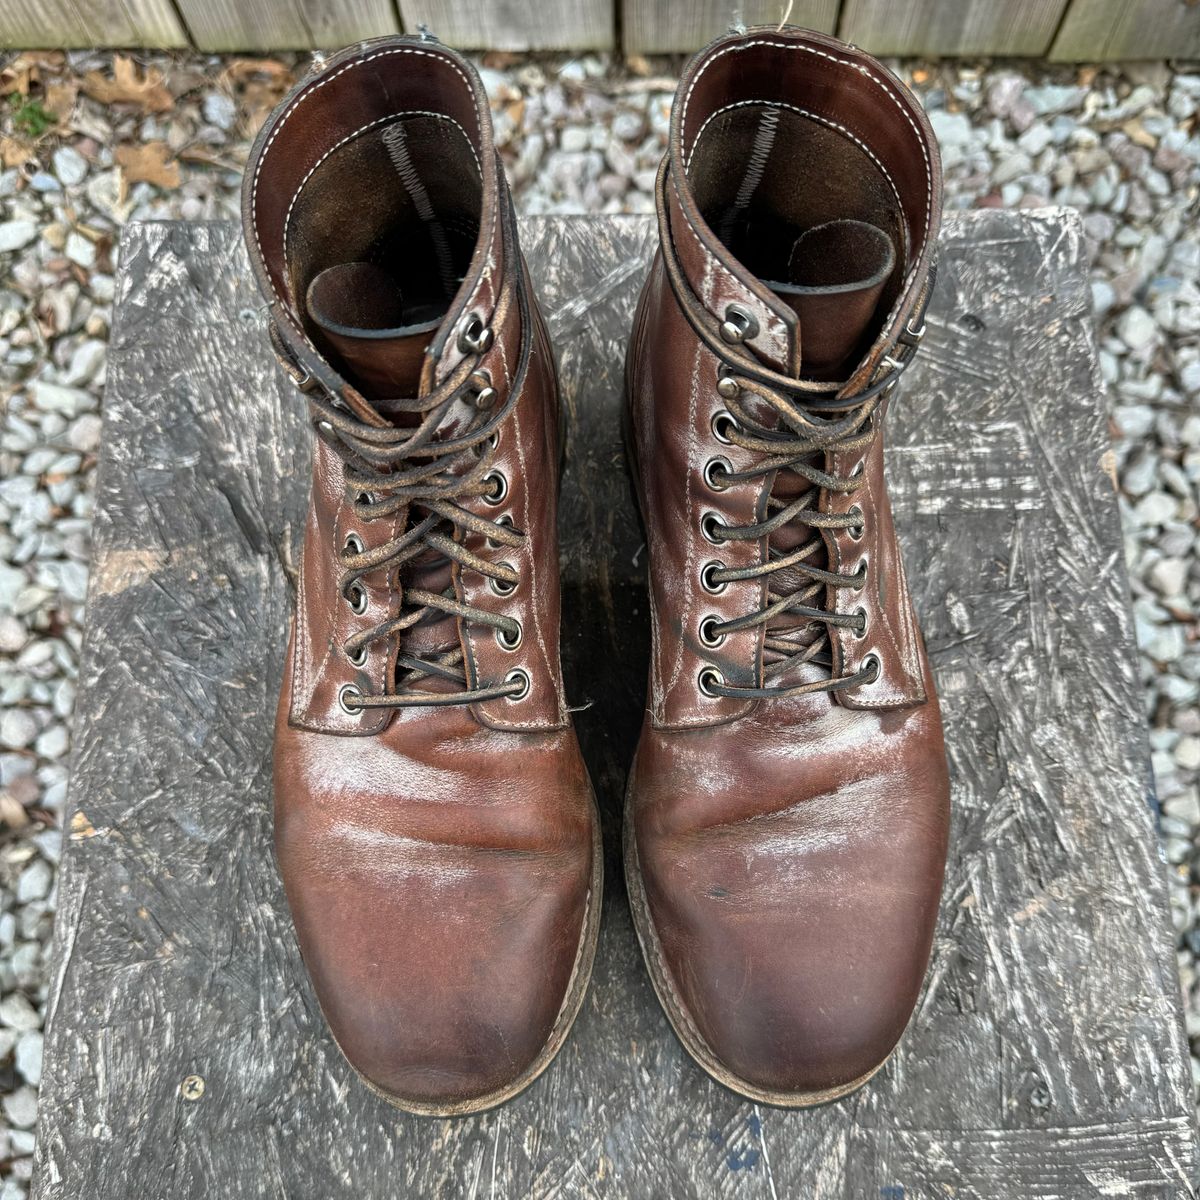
[280,111,482,264]
[250,46,478,358]
[680,38,932,265]
[689,99,905,227]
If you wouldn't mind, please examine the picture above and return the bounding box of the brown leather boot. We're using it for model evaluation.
[242,36,601,1115]
[624,27,950,1105]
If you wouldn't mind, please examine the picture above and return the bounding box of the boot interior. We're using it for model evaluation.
[686,103,908,327]
[284,113,483,346]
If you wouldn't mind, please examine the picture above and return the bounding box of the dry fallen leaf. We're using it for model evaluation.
[0,135,32,167]
[82,55,173,113]
[115,140,181,188]
[42,80,78,124]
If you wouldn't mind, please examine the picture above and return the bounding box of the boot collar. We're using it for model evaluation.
[241,35,510,419]
[663,25,943,391]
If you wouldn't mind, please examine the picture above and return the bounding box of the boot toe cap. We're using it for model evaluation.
[279,811,595,1112]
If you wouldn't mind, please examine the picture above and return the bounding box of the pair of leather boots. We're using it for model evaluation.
[242,25,950,1115]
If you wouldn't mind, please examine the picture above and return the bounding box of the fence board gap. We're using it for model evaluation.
[397,0,613,51]
[1050,0,1200,60]
[838,0,1070,57]
[621,1,838,55]
[175,0,397,51]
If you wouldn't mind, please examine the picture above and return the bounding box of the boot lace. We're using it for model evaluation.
[299,323,528,710]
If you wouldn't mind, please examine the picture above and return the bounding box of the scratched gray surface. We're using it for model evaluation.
[32,211,1199,1199]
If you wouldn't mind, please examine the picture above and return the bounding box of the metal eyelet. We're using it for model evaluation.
[458,313,494,355]
[701,512,727,544]
[699,616,726,649]
[466,368,496,410]
[483,470,508,506]
[720,303,759,345]
[847,506,865,541]
[716,369,740,400]
[711,411,736,445]
[852,606,869,639]
[497,621,523,651]
[852,558,867,589]
[490,567,517,597]
[698,666,724,697]
[344,579,368,615]
[504,667,530,700]
[355,491,374,508]
[338,683,362,714]
[861,653,881,684]
[315,419,334,435]
[704,457,731,491]
[345,641,368,667]
[343,532,364,557]
[848,459,866,480]
[487,514,515,548]
[903,318,927,344]
[700,560,726,595]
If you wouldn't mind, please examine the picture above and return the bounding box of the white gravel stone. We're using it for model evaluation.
[0,710,37,752]
[0,221,37,253]
[0,993,39,1032]
[52,146,88,187]
[14,1030,41,1086]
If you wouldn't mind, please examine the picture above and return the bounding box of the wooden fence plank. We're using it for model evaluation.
[621,1,838,54]
[838,0,1069,56]
[175,0,399,52]
[1050,0,1200,60]
[0,0,187,47]
[397,0,613,50]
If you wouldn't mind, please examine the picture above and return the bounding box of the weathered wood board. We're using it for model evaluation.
[838,0,1069,57]
[1049,0,1200,61]
[621,1,839,54]
[398,0,614,51]
[175,0,399,52]
[31,211,1199,1199]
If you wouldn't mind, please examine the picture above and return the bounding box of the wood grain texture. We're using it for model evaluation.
[838,0,1068,57]
[174,0,398,52]
[398,0,613,51]
[621,1,838,54]
[31,211,1199,1199]
[1050,0,1200,60]
[0,0,186,47]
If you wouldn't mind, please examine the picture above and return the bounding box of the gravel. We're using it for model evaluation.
[0,47,1198,1191]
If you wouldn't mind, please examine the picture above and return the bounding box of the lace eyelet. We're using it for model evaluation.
[338,683,362,714]
[849,459,866,480]
[701,512,727,544]
[316,419,334,435]
[852,606,869,639]
[344,579,368,615]
[345,642,368,667]
[483,470,508,506]
[490,566,517,597]
[504,667,530,700]
[720,303,759,345]
[487,514,515,548]
[711,411,737,445]
[698,666,724,697]
[458,313,494,355]
[355,491,374,508]
[861,652,881,684]
[343,532,364,557]
[852,558,867,589]
[847,506,865,541]
[704,457,731,491]
[496,621,523,651]
[699,616,726,649]
[700,560,726,594]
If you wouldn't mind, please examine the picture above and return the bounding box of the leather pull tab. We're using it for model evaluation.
[767,220,896,381]
[306,262,440,398]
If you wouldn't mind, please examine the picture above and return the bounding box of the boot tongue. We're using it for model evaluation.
[765,219,895,382]
[306,260,460,676]
[306,261,440,400]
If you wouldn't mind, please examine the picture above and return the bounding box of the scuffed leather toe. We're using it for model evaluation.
[278,805,594,1111]
[632,749,948,1102]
